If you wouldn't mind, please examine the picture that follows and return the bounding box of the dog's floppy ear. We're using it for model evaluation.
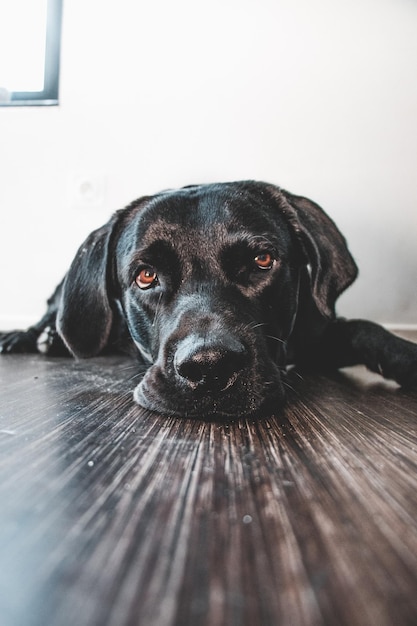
[272,187,358,317]
[57,217,118,358]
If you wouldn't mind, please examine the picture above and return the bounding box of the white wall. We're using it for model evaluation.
[1,0,416,328]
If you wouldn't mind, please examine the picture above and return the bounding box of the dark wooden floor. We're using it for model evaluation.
[1,333,417,626]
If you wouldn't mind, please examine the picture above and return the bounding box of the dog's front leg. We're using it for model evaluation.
[316,319,417,388]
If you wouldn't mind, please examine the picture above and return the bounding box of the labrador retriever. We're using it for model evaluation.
[1,181,416,417]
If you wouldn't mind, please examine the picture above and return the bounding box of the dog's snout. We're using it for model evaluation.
[174,335,248,392]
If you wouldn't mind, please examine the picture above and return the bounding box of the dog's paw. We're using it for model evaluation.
[0,329,38,354]
[397,364,417,389]
[388,341,417,390]
[36,326,69,356]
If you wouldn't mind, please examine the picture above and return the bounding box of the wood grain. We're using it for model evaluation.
[0,337,417,626]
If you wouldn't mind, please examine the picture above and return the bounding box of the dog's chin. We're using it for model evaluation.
[133,376,286,420]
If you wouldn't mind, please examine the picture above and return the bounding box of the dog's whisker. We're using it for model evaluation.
[127,370,146,383]
[266,334,286,345]
[117,362,140,372]
[152,292,163,327]
[249,322,267,331]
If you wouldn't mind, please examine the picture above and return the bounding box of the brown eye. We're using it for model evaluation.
[254,253,274,270]
[135,268,158,289]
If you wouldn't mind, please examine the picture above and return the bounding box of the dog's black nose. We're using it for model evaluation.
[174,335,248,392]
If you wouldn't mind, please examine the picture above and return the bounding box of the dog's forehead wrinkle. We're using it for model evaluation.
[137,219,283,260]
[136,188,288,249]
[167,201,231,227]
[137,218,230,260]
[141,186,277,234]
[141,191,231,228]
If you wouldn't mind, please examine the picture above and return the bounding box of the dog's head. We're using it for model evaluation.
[57,181,357,417]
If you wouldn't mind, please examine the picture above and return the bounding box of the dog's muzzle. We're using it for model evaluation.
[133,327,285,418]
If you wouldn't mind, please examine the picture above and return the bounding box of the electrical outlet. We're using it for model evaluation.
[68,173,107,209]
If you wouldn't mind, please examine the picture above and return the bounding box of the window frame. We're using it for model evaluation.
[0,0,63,107]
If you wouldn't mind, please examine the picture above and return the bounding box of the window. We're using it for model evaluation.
[0,0,63,106]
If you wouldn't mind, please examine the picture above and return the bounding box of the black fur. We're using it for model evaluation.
[1,181,416,417]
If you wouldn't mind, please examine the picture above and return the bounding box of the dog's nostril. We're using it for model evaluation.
[174,336,248,390]
[176,360,205,384]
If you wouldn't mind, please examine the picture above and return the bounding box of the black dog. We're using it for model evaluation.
[1,181,416,417]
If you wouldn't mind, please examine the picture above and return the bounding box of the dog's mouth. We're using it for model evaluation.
[133,362,285,419]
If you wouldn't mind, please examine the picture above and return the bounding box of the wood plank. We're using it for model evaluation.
[0,345,417,626]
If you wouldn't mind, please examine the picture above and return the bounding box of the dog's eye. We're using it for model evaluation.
[254,253,274,270]
[135,268,159,290]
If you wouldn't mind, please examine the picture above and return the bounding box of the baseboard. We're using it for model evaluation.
[384,323,417,331]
